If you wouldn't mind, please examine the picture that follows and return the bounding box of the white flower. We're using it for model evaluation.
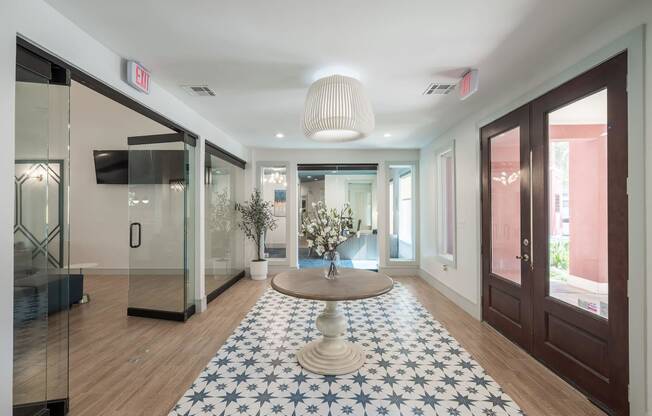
[307,240,313,247]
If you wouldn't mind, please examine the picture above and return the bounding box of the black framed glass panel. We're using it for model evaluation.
[126,134,196,321]
[204,144,245,302]
[14,45,71,416]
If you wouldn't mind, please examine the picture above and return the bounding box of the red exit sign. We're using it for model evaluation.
[459,69,479,101]
[127,61,151,94]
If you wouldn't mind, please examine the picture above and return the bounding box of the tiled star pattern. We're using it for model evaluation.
[170,283,524,416]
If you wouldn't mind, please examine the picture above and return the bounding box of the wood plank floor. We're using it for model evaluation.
[69,275,605,416]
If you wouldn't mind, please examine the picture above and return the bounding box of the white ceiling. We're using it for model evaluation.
[45,0,631,149]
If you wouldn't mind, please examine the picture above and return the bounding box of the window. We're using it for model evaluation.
[257,163,288,260]
[388,163,416,262]
[436,143,456,266]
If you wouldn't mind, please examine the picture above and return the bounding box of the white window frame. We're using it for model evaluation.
[256,161,290,265]
[434,141,457,267]
[385,161,418,266]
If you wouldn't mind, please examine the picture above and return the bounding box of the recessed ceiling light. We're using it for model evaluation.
[307,176,312,179]
[275,132,285,139]
[383,133,392,138]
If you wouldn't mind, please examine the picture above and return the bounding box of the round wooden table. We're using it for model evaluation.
[271,268,394,375]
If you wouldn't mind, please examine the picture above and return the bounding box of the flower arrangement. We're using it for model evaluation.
[301,201,354,277]
[235,189,277,262]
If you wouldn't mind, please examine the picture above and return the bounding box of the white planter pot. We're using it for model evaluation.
[250,260,268,280]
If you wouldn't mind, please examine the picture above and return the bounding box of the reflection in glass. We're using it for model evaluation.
[548,89,608,318]
[14,79,70,410]
[205,153,244,298]
[298,166,378,270]
[490,127,521,285]
[128,140,195,317]
[260,166,287,259]
[389,165,415,261]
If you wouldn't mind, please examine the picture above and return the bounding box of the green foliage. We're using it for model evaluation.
[235,189,277,261]
[550,240,569,270]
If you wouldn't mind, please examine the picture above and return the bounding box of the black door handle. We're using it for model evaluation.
[130,222,141,248]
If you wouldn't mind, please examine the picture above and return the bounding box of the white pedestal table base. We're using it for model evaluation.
[296,300,365,375]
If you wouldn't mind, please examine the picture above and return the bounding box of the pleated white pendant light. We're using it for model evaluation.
[302,74,375,142]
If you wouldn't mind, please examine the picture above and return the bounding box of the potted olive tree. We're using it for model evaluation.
[235,189,277,280]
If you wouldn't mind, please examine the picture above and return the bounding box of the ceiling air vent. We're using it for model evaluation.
[422,82,455,96]
[181,85,216,97]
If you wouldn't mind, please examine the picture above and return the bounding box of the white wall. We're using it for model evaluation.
[1,0,250,411]
[249,148,419,271]
[419,2,651,413]
[69,81,173,270]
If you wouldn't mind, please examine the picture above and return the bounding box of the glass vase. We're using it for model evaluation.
[323,250,340,279]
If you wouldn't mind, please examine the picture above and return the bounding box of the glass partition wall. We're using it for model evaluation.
[204,144,245,302]
[14,46,71,416]
[298,164,378,270]
[127,134,196,321]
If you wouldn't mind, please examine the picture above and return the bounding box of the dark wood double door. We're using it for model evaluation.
[481,52,628,415]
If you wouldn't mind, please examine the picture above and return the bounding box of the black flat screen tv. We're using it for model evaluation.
[93,150,185,184]
[93,150,128,184]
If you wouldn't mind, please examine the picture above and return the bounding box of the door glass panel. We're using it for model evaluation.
[388,165,415,261]
[260,165,287,259]
[298,166,378,270]
[548,89,608,318]
[490,127,521,284]
[128,141,189,314]
[14,79,50,413]
[205,153,244,297]
[14,76,70,412]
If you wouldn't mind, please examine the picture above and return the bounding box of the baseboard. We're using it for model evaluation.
[206,271,245,303]
[418,268,481,320]
[127,306,194,322]
[378,266,419,277]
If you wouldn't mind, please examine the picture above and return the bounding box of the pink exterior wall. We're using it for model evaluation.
[549,124,608,284]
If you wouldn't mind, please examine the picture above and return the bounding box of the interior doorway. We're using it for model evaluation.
[481,52,629,415]
[297,164,379,270]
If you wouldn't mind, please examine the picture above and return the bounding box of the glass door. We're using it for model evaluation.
[297,164,378,270]
[14,45,70,415]
[204,143,245,302]
[531,52,628,414]
[127,133,196,321]
[481,105,533,351]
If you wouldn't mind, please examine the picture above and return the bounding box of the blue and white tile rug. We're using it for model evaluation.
[170,283,524,416]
